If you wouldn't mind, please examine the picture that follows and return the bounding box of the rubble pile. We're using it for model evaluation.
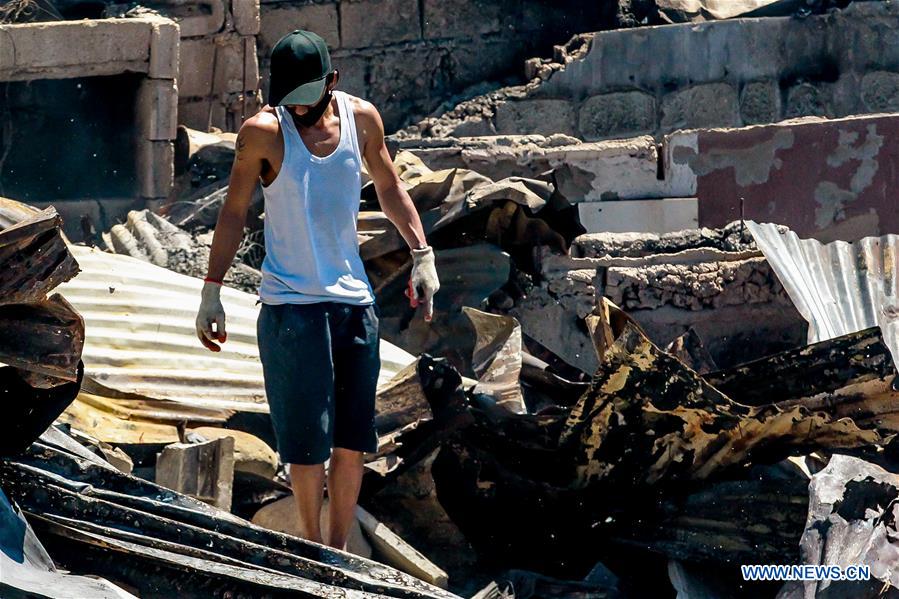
[2,3,899,597]
[4,145,899,594]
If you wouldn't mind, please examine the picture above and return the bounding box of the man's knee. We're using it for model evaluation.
[330,446,364,460]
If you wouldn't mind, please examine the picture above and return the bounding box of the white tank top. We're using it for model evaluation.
[258,90,374,305]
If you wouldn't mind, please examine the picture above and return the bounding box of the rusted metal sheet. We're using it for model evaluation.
[0,202,80,305]
[708,327,899,433]
[418,365,810,571]
[747,221,899,367]
[0,293,85,382]
[55,245,415,413]
[671,114,899,239]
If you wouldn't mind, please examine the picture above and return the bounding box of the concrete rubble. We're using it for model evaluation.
[2,1,899,598]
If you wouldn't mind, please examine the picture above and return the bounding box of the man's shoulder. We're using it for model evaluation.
[237,107,281,149]
[244,107,280,134]
[343,92,379,121]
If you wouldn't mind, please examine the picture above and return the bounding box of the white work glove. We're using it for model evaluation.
[406,246,440,322]
[196,280,227,352]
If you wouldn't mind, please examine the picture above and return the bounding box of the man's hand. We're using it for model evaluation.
[196,281,227,351]
[406,246,439,321]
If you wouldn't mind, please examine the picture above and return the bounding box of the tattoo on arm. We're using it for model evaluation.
[236,133,247,161]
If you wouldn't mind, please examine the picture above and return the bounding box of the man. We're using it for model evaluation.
[195,30,439,551]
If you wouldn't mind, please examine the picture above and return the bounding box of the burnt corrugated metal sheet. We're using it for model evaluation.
[747,221,898,367]
[0,201,80,305]
[56,246,415,413]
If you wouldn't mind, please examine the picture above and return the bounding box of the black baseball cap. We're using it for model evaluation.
[268,30,332,106]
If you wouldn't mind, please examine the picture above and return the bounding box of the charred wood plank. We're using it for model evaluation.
[30,515,374,599]
[375,358,433,434]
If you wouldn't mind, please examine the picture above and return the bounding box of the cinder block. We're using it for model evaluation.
[660,83,740,131]
[259,2,339,56]
[231,0,260,35]
[577,198,699,234]
[547,136,693,201]
[168,0,226,37]
[137,140,175,198]
[578,91,657,140]
[495,98,577,137]
[444,36,524,88]
[213,35,259,95]
[331,52,369,98]
[178,38,215,97]
[422,0,503,39]
[784,82,831,118]
[860,71,899,112]
[148,16,180,79]
[0,19,152,79]
[137,78,178,141]
[340,0,420,48]
[740,80,780,125]
[367,45,444,126]
[156,437,235,510]
[178,98,213,131]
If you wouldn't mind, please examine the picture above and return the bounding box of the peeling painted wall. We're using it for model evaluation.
[669,114,899,240]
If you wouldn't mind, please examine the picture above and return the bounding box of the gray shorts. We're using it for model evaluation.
[256,301,380,465]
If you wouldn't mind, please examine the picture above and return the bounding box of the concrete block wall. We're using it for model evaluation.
[0,16,180,208]
[414,2,899,142]
[163,0,262,132]
[398,111,899,239]
[256,0,608,132]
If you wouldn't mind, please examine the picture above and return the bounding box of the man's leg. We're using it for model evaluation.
[326,448,364,550]
[329,303,381,551]
[290,462,326,544]
[257,303,335,544]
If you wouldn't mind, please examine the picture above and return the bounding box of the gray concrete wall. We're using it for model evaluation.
[257,0,609,132]
[163,0,262,133]
[403,2,899,141]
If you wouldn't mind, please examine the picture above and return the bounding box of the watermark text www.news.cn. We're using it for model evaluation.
[742,564,871,582]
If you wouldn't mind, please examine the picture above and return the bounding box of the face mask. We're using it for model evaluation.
[292,88,333,128]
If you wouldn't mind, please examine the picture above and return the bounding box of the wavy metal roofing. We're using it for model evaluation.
[747,221,898,367]
[56,246,415,413]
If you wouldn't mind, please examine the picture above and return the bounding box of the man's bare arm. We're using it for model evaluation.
[358,99,439,320]
[358,102,427,250]
[205,120,267,281]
